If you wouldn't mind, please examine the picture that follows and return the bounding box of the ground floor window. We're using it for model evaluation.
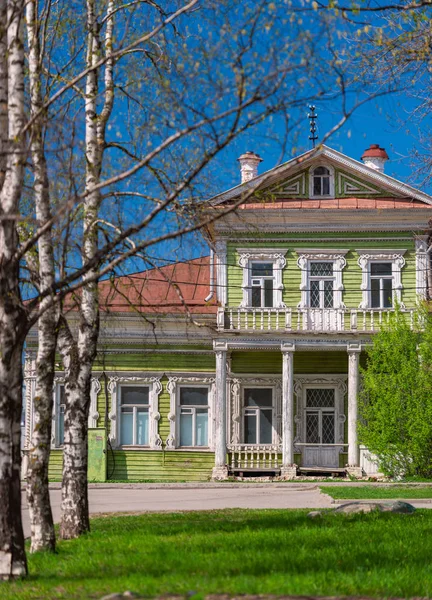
[243,387,273,444]
[120,386,150,446]
[305,388,335,444]
[179,386,209,447]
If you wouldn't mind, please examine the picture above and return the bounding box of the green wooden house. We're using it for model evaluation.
[23,143,432,481]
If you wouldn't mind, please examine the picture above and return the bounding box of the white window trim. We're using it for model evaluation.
[228,376,282,446]
[293,375,347,454]
[238,248,288,308]
[357,250,406,309]
[108,376,163,449]
[309,164,335,199]
[296,250,348,309]
[166,375,215,449]
[415,237,428,299]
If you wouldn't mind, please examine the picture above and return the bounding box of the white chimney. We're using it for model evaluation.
[238,151,263,183]
[361,144,389,173]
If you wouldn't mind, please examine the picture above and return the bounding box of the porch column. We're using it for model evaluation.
[212,344,228,479]
[347,344,362,478]
[281,343,297,480]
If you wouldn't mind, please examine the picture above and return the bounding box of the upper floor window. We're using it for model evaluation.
[296,250,347,310]
[370,263,393,308]
[179,386,209,447]
[309,165,334,198]
[120,386,150,446]
[251,262,274,307]
[310,262,334,308]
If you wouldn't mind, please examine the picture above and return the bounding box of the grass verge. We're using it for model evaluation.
[4,509,432,600]
[321,484,432,500]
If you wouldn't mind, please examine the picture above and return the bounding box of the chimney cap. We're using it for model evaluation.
[237,151,263,163]
[361,144,389,161]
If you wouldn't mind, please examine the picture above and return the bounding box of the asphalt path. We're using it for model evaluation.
[21,483,432,539]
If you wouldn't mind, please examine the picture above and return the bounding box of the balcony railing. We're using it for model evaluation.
[217,306,416,333]
[228,444,281,471]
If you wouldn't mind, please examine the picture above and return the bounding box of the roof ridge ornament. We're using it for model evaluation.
[308,105,318,149]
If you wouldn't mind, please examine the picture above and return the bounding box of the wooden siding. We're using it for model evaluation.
[48,450,63,480]
[94,351,215,372]
[231,351,348,374]
[227,235,416,308]
[107,450,214,481]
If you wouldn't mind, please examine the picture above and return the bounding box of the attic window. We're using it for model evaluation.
[312,166,330,196]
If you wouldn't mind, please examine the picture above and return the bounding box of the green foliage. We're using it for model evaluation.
[4,510,432,599]
[359,304,432,478]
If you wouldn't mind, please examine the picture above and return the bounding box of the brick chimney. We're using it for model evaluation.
[238,151,263,183]
[361,144,389,173]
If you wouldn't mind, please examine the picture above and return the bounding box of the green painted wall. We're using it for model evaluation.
[231,351,348,374]
[107,450,215,481]
[94,351,215,372]
[48,449,63,480]
[227,235,416,308]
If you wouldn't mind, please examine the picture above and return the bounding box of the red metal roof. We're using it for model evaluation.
[98,256,216,314]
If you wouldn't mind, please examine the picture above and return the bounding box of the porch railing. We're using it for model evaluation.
[228,444,281,471]
[217,307,416,333]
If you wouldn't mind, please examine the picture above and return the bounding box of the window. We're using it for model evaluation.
[313,166,330,196]
[120,386,150,446]
[238,249,287,308]
[179,387,209,447]
[243,388,273,444]
[305,388,335,445]
[309,262,334,308]
[370,263,392,308]
[251,262,274,307]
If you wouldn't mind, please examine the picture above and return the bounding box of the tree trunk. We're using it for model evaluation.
[25,0,57,553]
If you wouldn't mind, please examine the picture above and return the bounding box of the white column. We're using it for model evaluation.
[281,343,296,479]
[347,346,361,475]
[212,346,228,479]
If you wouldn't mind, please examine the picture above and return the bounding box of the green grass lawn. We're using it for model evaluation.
[4,509,432,600]
[321,484,432,500]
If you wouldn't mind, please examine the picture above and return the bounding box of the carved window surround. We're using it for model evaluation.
[228,376,282,446]
[166,376,215,449]
[415,237,428,298]
[215,240,227,307]
[237,248,288,308]
[357,249,406,308]
[108,376,163,449]
[293,375,347,454]
[308,164,335,199]
[296,250,348,309]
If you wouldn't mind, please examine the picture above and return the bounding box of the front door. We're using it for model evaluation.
[303,388,339,468]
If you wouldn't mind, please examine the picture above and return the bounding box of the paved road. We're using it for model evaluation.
[21,482,432,539]
[21,483,332,538]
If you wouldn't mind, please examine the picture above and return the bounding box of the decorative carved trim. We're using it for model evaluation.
[237,248,288,308]
[215,240,227,307]
[293,375,347,454]
[23,352,36,450]
[89,378,101,428]
[108,376,163,449]
[415,237,428,298]
[166,376,216,449]
[357,250,406,308]
[296,250,348,309]
[227,376,282,445]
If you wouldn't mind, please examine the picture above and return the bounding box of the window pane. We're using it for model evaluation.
[196,409,208,446]
[383,278,393,308]
[244,413,257,443]
[180,413,193,446]
[310,262,333,277]
[260,409,273,443]
[136,410,149,445]
[58,406,64,445]
[322,412,335,444]
[244,388,272,407]
[120,411,133,445]
[251,262,273,277]
[59,385,65,404]
[121,386,149,405]
[371,263,392,276]
[322,176,330,195]
[264,279,273,307]
[313,177,321,196]
[324,280,333,308]
[180,387,208,406]
[251,286,261,307]
[306,388,335,408]
[306,412,320,443]
[314,166,330,175]
[310,280,320,308]
[371,278,381,308]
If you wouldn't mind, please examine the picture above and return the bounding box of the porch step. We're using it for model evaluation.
[298,466,346,475]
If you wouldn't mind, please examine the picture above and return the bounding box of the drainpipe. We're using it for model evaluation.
[205,248,215,302]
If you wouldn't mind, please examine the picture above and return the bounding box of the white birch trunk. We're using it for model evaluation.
[59,0,114,540]
[0,0,28,579]
[25,0,57,553]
